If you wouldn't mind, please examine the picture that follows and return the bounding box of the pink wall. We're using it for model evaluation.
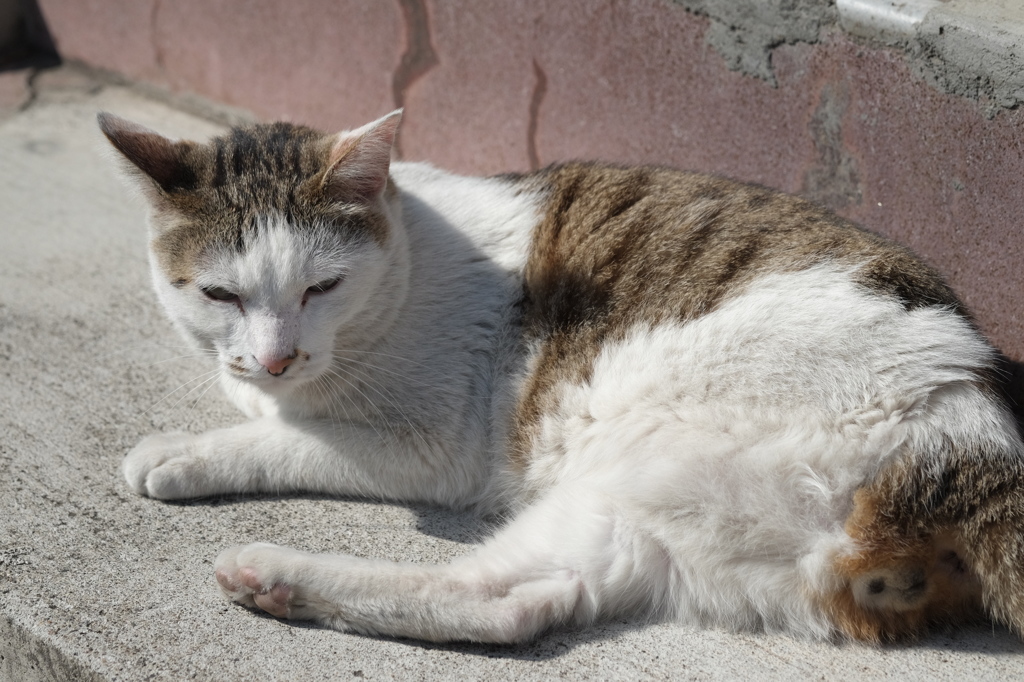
[37,0,1024,361]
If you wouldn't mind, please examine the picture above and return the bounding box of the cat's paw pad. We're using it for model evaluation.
[123,432,204,499]
[214,544,306,620]
[850,565,930,612]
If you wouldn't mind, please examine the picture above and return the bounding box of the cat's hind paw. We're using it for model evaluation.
[214,543,308,620]
[123,432,206,499]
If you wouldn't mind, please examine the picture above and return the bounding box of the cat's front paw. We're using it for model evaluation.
[214,543,309,619]
[124,432,207,499]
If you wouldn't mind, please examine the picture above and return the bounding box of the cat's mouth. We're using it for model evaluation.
[225,351,314,385]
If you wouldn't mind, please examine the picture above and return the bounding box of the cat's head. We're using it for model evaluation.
[99,110,406,394]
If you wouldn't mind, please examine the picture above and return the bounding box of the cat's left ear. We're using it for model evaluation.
[322,109,402,204]
[97,112,198,200]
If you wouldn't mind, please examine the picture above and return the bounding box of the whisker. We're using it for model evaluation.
[186,371,223,421]
[98,343,219,362]
[167,372,221,411]
[313,374,348,429]
[330,355,466,398]
[331,348,443,372]
[309,375,330,421]
[306,374,327,415]
[321,367,396,453]
[139,368,221,417]
[331,362,435,454]
[144,353,220,368]
[324,362,441,463]
[329,367,404,448]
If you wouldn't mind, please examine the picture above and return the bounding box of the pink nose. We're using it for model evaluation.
[259,353,297,376]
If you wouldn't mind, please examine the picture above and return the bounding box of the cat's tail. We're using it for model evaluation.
[949,454,1024,636]
[823,393,1024,642]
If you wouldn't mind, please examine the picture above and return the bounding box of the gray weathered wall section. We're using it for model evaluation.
[917,3,1024,110]
[677,0,1024,110]
[675,0,836,84]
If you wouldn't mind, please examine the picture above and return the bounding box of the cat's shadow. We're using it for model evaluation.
[410,503,496,544]
[255,609,649,660]
[379,619,646,660]
[251,607,1024,661]
[912,624,1024,655]
[424,622,1024,660]
[177,492,494,545]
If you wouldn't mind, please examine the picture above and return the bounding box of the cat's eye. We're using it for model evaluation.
[307,277,343,295]
[201,286,239,302]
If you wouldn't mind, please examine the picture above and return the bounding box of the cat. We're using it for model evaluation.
[98,109,1024,644]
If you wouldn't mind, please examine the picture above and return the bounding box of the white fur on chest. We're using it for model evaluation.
[358,164,542,462]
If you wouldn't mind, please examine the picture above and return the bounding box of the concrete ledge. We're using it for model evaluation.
[839,0,1024,110]
[1,614,105,682]
[678,0,1024,110]
[837,0,939,42]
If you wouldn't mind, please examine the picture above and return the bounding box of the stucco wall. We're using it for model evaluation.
[33,0,1024,364]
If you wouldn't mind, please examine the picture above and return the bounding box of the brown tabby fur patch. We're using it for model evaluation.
[102,122,390,285]
[822,442,1024,641]
[507,162,963,465]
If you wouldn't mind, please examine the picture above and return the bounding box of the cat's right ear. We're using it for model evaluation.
[98,113,197,200]
[322,109,403,204]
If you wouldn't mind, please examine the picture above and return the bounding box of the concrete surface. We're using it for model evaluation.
[838,0,1024,110]
[676,0,837,84]
[2,67,1024,682]
[917,0,1024,110]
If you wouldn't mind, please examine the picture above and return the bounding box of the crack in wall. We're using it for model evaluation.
[150,0,165,74]
[392,0,438,157]
[8,68,41,112]
[801,83,862,210]
[18,68,41,111]
[526,59,547,171]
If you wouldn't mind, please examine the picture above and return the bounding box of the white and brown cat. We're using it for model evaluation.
[99,109,1024,644]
